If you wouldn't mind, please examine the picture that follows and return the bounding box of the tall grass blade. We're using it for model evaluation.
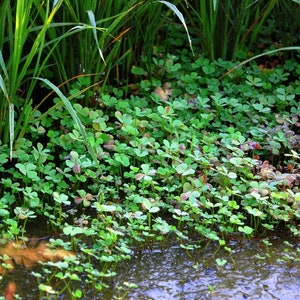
[9,103,14,161]
[0,51,8,77]
[0,75,8,99]
[213,0,218,11]
[0,74,8,147]
[0,74,13,161]
[86,10,106,65]
[53,0,60,9]
[158,1,194,55]
[220,46,300,79]
[36,78,99,165]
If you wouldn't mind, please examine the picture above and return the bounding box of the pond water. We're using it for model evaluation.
[1,233,300,299]
[103,233,300,300]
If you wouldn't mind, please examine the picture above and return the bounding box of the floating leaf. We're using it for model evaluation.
[39,284,57,294]
[216,258,227,267]
[0,241,75,275]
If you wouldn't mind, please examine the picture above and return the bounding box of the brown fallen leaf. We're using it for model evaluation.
[4,281,16,300]
[0,241,75,275]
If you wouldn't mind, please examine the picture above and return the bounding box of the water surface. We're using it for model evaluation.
[1,233,300,299]
[105,234,300,300]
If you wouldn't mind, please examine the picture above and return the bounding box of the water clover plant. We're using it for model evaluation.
[0,48,300,298]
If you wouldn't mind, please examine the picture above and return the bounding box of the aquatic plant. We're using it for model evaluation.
[0,1,300,297]
[1,47,300,297]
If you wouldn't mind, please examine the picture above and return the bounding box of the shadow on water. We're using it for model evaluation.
[1,231,300,299]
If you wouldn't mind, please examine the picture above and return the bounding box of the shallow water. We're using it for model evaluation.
[1,233,300,299]
[104,234,300,300]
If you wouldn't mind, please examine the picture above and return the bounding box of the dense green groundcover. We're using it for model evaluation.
[1,50,300,298]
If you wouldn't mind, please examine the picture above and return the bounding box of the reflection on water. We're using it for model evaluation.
[105,235,300,300]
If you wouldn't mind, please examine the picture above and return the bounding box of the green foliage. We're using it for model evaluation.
[179,0,295,60]
[1,51,300,297]
[46,0,189,87]
[0,1,300,297]
[0,0,64,158]
[0,0,192,164]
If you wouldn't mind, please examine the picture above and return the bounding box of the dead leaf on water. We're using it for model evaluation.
[0,240,75,275]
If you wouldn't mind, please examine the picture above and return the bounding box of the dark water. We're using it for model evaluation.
[1,234,300,299]
[104,235,300,300]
